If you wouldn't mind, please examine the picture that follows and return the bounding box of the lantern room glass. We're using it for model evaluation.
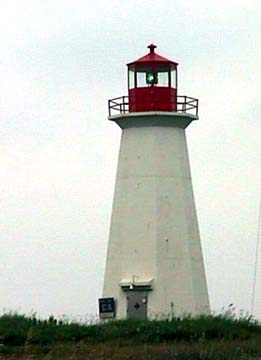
[170,68,177,88]
[157,71,169,87]
[133,70,170,88]
[128,67,177,89]
[128,70,135,89]
[137,72,147,87]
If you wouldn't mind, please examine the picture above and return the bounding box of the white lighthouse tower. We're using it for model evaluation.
[101,45,210,320]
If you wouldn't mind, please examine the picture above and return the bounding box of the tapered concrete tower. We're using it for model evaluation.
[101,45,210,320]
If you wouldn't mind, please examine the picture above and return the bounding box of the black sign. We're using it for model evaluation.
[98,297,115,319]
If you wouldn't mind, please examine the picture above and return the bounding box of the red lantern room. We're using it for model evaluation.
[127,44,178,112]
[108,45,198,119]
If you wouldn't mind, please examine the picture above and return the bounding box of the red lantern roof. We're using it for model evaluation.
[127,44,178,68]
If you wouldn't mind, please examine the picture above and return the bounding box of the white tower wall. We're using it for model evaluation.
[103,112,210,318]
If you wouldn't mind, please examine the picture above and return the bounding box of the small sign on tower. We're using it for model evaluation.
[98,297,115,319]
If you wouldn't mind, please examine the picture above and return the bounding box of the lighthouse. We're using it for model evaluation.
[101,45,210,320]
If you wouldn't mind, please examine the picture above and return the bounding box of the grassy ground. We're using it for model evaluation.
[1,340,261,360]
[0,312,260,359]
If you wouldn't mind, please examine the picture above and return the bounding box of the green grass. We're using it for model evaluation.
[0,311,260,359]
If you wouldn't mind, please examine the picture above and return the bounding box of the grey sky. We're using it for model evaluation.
[0,0,260,319]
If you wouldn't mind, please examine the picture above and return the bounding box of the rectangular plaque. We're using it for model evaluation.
[98,297,115,319]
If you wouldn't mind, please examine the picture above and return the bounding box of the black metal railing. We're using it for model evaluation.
[177,96,199,116]
[108,96,129,117]
[108,95,198,117]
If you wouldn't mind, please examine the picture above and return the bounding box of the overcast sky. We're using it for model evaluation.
[0,0,260,320]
